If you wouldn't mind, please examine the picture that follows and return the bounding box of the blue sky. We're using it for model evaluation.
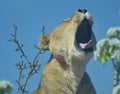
[0,0,120,94]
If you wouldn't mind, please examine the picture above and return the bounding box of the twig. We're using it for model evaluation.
[9,25,45,94]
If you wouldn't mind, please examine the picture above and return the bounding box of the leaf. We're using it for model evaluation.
[109,46,114,53]
[100,57,106,64]
[99,50,110,64]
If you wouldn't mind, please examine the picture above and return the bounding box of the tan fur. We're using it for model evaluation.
[33,10,96,94]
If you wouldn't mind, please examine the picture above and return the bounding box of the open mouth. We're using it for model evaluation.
[75,18,94,52]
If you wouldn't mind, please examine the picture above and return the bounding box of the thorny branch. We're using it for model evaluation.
[9,24,45,94]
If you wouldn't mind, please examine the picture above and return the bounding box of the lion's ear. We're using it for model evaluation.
[39,33,50,50]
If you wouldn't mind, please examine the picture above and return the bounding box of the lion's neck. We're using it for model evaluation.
[64,49,92,94]
[65,59,86,94]
[52,48,92,94]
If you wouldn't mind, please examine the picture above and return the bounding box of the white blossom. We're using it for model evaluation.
[111,50,120,62]
[94,38,120,61]
[109,38,120,48]
[113,85,120,94]
[107,27,120,38]
[94,38,108,61]
[94,49,101,60]
[96,38,109,48]
[0,80,13,92]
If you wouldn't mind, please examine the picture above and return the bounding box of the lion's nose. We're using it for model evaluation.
[77,9,87,14]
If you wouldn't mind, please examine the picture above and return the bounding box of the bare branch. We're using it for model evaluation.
[9,25,46,94]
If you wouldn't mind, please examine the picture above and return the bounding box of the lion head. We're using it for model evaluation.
[39,9,96,64]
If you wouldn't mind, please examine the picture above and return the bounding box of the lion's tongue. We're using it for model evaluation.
[79,40,93,49]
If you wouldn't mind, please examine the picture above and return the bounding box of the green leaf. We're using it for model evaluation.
[100,57,106,64]
[99,50,110,64]
[109,46,114,53]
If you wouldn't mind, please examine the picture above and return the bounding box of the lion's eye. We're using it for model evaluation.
[77,9,87,14]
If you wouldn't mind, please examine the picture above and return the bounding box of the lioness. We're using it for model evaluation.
[33,9,96,94]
